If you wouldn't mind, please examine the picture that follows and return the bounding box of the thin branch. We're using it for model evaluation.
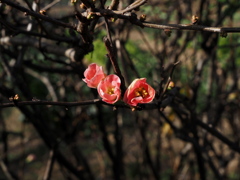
[96,104,115,163]
[196,120,240,153]
[114,0,147,14]
[95,10,240,33]
[1,0,75,29]
[3,0,240,34]
[108,0,119,10]
[41,0,61,11]
[0,99,102,108]
[104,37,127,93]
[43,150,55,180]
[137,116,160,180]
[25,68,58,101]
[160,61,180,98]
[0,36,80,62]
[113,110,124,179]
[0,158,16,180]
[24,62,73,74]
[141,22,240,33]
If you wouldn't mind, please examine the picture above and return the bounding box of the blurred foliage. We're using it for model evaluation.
[85,31,108,66]
[125,40,157,78]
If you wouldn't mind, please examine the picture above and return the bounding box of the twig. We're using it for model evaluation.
[159,61,180,101]
[0,99,102,108]
[0,158,15,180]
[24,62,72,74]
[196,120,240,153]
[104,37,127,93]
[95,9,240,33]
[108,0,119,10]
[43,150,55,180]
[80,0,95,9]
[137,116,160,180]
[113,110,124,179]
[114,0,147,14]
[3,0,240,34]
[0,36,80,62]
[41,0,60,11]
[96,104,115,162]
[69,142,95,180]
[1,0,74,29]
[25,68,58,101]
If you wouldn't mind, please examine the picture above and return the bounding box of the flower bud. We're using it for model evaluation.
[83,63,106,88]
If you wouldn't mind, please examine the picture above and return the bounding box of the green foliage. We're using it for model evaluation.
[126,162,142,179]
[196,61,210,112]
[125,40,156,79]
[217,34,240,68]
[228,172,240,180]
[217,36,230,68]
[84,32,107,66]
[177,66,190,84]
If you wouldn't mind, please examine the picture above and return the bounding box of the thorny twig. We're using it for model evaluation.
[1,0,240,34]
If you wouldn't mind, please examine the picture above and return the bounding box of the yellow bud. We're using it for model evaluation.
[191,15,199,24]
[168,81,175,89]
[140,14,146,21]
[14,94,19,100]
[39,10,46,15]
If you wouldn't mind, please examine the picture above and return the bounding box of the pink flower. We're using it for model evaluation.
[123,78,155,106]
[83,63,106,88]
[97,74,121,104]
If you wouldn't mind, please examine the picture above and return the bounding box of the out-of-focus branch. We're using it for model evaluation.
[80,0,95,9]
[43,150,55,180]
[41,0,60,11]
[108,0,119,10]
[196,120,240,153]
[137,116,160,179]
[113,110,124,179]
[25,68,58,101]
[0,159,15,180]
[1,0,75,29]
[24,62,73,74]
[0,36,82,62]
[96,104,115,166]
[113,0,147,14]
[0,18,76,43]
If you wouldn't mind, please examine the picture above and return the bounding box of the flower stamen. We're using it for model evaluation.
[107,87,115,95]
[135,87,148,98]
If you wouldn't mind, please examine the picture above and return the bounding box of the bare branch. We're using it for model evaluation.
[0,159,15,180]
[43,150,55,180]
[1,0,75,29]
[25,68,58,101]
[0,99,102,108]
[0,36,81,62]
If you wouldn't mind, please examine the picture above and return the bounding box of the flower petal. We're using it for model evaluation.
[82,63,106,88]
[97,74,121,104]
[124,78,155,106]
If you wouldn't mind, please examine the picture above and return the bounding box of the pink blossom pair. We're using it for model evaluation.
[83,63,155,106]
